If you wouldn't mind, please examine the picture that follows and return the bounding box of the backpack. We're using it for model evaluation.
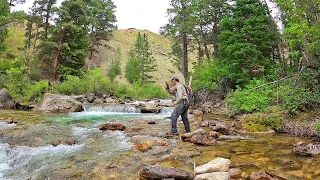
[183,85,193,102]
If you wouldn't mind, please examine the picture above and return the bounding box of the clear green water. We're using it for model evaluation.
[0,109,319,180]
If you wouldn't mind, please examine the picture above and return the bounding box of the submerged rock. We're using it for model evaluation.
[195,157,231,174]
[138,165,194,180]
[293,141,320,156]
[0,88,16,109]
[194,172,230,180]
[249,171,286,180]
[52,139,76,146]
[190,109,203,116]
[36,93,84,113]
[5,117,18,124]
[99,122,126,131]
[229,168,242,179]
[146,120,156,124]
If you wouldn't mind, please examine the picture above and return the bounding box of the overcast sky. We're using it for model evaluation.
[13,0,281,33]
[13,0,171,33]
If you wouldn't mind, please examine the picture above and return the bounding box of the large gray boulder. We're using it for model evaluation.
[0,88,15,109]
[293,142,320,156]
[195,157,231,174]
[36,93,83,113]
[138,166,194,180]
[194,172,230,180]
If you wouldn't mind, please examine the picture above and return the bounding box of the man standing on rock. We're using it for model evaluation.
[165,76,190,135]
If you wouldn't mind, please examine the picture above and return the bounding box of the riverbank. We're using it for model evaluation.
[1,106,320,179]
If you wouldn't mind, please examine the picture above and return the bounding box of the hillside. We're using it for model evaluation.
[3,25,197,86]
[85,28,197,86]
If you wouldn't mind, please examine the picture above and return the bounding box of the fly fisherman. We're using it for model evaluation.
[165,76,190,135]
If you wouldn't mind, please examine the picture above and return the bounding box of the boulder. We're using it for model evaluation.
[99,122,126,131]
[293,142,320,156]
[0,88,15,109]
[194,172,230,180]
[191,109,203,116]
[37,93,84,113]
[86,93,95,103]
[138,166,194,180]
[190,135,217,146]
[210,122,229,135]
[105,97,118,104]
[195,157,231,174]
[229,168,242,179]
[139,105,161,113]
[181,129,206,141]
[93,98,104,104]
[249,171,286,180]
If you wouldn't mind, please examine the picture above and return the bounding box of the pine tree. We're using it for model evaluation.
[0,0,9,54]
[218,0,279,86]
[86,0,117,60]
[125,32,157,84]
[162,0,192,79]
[108,47,121,81]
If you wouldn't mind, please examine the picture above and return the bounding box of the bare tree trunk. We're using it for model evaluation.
[44,0,53,40]
[181,1,188,79]
[32,6,44,54]
[53,27,67,81]
[212,23,218,57]
[89,27,97,60]
[200,24,210,60]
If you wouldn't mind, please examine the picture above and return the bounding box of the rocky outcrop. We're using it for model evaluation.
[249,171,286,180]
[99,122,126,131]
[0,88,15,109]
[138,166,194,180]
[37,93,84,113]
[195,157,231,174]
[293,141,320,156]
[194,172,230,180]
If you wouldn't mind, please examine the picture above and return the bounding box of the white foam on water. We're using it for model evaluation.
[0,122,16,129]
[83,104,140,113]
[0,143,84,179]
[99,131,133,156]
[72,126,100,138]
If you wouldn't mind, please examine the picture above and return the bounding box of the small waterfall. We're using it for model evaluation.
[83,104,140,113]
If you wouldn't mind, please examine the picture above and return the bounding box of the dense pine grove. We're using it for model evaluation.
[0,0,319,130]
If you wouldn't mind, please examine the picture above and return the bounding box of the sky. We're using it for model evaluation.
[13,0,282,33]
[13,0,171,34]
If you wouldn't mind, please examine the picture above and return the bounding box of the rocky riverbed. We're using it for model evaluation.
[1,105,320,179]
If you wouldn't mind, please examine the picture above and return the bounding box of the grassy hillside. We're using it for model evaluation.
[85,28,197,86]
[3,25,197,86]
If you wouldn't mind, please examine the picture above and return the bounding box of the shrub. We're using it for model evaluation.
[56,75,93,95]
[225,79,275,114]
[23,80,49,102]
[315,123,320,133]
[192,59,229,92]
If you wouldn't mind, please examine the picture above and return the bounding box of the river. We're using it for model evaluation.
[0,103,319,179]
